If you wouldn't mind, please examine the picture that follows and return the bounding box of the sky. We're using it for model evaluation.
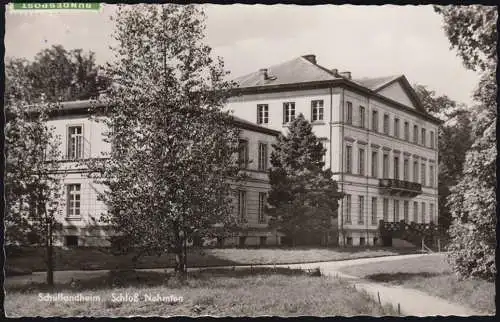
[5,4,480,106]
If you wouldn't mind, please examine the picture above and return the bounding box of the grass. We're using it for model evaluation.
[338,254,495,315]
[6,246,409,273]
[5,267,397,317]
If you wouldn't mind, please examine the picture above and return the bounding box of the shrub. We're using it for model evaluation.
[446,222,495,281]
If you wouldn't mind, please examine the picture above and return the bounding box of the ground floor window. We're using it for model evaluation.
[346,237,353,245]
[373,237,378,245]
[258,192,266,223]
[260,236,267,246]
[394,200,400,222]
[359,237,366,246]
[383,198,389,221]
[65,235,78,247]
[238,190,247,222]
[404,200,409,223]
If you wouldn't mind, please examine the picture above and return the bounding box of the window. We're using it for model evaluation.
[67,184,81,218]
[421,128,426,146]
[383,153,389,178]
[260,236,267,246]
[394,118,400,138]
[413,202,418,223]
[413,160,419,183]
[238,139,249,168]
[421,163,426,186]
[359,106,366,128]
[393,156,399,180]
[373,237,378,245]
[358,196,365,224]
[346,101,353,124]
[359,148,365,175]
[238,190,247,222]
[283,102,296,123]
[394,200,400,222]
[371,151,378,178]
[68,126,83,160]
[345,194,352,223]
[403,159,409,181]
[311,100,324,122]
[404,121,410,141]
[371,197,378,225]
[430,131,435,149]
[430,203,435,223]
[421,202,426,223]
[413,125,418,144]
[383,198,389,221]
[372,110,378,132]
[258,192,266,223]
[404,201,409,223]
[383,114,390,135]
[320,140,327,164]
[65,236,78,247]
[429,164,434,187]
[258,143,268,171]
[257,104,269,124]
[345,145,353,174]
[359,237,366,246]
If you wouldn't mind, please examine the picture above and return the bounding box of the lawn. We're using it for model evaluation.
[5,267,397,317]
[338,254,495,315]
[6,246,409,273]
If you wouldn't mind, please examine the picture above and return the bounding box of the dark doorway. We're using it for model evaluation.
[65,235,79,247]
[239,236,246,247]
[260,236,267,246]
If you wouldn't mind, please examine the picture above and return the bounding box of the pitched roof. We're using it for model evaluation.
[232,56,442,125]
[231,115,281,136]
[233,56,340,88]
[353,75,403,91]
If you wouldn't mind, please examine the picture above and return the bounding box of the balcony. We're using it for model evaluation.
[378,178,422,197]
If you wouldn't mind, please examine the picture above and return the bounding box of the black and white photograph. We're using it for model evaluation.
[3,2,496,317]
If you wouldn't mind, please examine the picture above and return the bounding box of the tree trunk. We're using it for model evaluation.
[46,223,54,287]
[174,239,187,276]
[183,236,188,273]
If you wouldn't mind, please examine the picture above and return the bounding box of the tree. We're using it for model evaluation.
[413,84,473,232]
[86,4,240,276]
[5,94,63,286]
[5,45,110,104]
[434,5,496,73]
[266,114,342,246]
[446,69,496,281]
[435,5,497,281]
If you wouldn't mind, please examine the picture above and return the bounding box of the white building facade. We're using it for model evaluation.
[226,54,441,246]
[45,101,281,247]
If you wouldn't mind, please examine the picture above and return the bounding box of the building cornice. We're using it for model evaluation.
[230,79,442,125]
[33,100,280,137]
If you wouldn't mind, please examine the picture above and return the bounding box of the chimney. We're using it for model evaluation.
[331,68,339,77]
[339,71,352,80]
[302,54,316,64]
[259,68,269,81]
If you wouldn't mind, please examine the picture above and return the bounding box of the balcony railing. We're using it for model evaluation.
[378,178,422,197]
